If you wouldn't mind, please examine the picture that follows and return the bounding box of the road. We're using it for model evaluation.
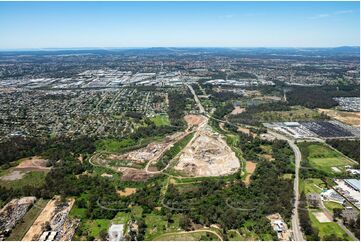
[153,229,223,241]
[319,197,358,241]
[186,83,205,114]
[268,130,305,241]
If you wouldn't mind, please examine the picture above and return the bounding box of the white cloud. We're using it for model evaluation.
[309,10,354,20]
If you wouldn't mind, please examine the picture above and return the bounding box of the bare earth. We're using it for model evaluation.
[318,108,360,127]
[313,211,332,223]
[0,170,28,181]
[0,156,50,181]
[244,161,256,185]
[22,196,75,241]
[184,114,208,127]
[175,125,240,177]
[117,188,137,197]
[230,106,245,115]
[15,156,50,170]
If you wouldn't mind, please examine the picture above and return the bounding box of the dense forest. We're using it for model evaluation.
[163,138,294,239]
[287,85,359,109]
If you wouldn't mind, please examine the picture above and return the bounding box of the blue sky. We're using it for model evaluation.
[0,1,359,49]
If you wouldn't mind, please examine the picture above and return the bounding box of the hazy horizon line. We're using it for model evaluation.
[0,46,359,52]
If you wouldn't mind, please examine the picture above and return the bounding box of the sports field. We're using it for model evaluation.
[308,210,353,241]
[298,142,354,175]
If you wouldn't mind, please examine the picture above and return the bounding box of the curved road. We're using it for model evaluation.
[269,131,304,241]
[153,229,223,241]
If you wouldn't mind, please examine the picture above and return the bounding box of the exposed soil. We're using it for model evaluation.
[318,108,360,127]
[175,125,240,177]
[184,114,207,127]
[0,170,28,181]
[22,196,75,241]
[313,211,332,223]
[244,161,256,186]
[119,168,155,182]
[230,106,245,115]
[116,188,137,197]
[15,156,49,170]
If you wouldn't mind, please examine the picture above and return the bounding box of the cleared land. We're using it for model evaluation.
[151,114,170,126]
[298,142,355,175]
[308,210,353,240]
[175,125,240,177]
[116,188,137,197]
[22,196,75,241]
[0,156,50,184]
[244,161,256,186]
[256,106,322,122]
[184,114,208,127]
[6,199,49,241]
[318,108,360,127]
[230,106,245,115]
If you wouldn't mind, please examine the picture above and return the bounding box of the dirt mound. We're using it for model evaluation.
[184,115,207,127]
[231,106,245,115]
[15,156,50,171]
[175,126,240,177]
[117,188,137,197]
[120,168,155,182]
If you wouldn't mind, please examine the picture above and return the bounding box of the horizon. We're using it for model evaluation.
[0,1,360,49]
[0,46,360,52]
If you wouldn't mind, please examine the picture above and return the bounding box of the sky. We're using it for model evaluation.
[0,1,359,49]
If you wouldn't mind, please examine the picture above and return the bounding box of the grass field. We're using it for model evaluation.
[77,219,110,240]
[95,138,137,152]
[256,106,323,122]
[299,142,354,175]
[144,213,168,240]
[300,178,326,195]
[308,210,353,241]
[324,201,344,212]
[151,115,170,126]
[0,171,48,189]
[6,199,49,241]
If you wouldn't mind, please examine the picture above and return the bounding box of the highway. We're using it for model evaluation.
[185,83,205,114]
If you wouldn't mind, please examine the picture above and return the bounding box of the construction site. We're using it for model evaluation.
[174,123,240,177]
[0,156,50,182]
[93,131,185,169]
[0,197,36,240]
[22,196,78,241]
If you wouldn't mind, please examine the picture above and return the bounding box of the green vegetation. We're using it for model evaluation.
[156,132,194,170]
[324,201,344,212]
[287,85,360,109]
[76,219,111,240]
[298,142,355,176]
[0,171,48,189]
[151,114,171,126]
[96,138,137,152]
[327,139,360,163]
[255,106,326,122]
[308,210,353,241]
[300,178,326,195]
[153,231,219,241]
[6,199,49,241]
